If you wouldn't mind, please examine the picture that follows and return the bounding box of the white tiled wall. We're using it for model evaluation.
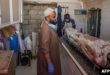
[100,0,110,41]
[57,2,82,19]
[83,0,110,41]
[57,2,86,32]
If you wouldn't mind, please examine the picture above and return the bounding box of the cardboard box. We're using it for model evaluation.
[0,51,15,75]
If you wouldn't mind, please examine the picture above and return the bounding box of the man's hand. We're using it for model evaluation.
[48,64,55,73]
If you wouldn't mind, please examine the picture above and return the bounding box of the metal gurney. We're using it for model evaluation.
[64,28,110,68]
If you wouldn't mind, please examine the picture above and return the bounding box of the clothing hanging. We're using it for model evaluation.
[57,5,63,37]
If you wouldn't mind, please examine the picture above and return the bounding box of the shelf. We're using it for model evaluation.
[0,21,20,29]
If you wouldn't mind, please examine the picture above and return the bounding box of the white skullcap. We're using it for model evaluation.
[44,8,54,17]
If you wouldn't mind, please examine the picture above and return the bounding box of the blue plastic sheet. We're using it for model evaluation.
[8,34,20,53]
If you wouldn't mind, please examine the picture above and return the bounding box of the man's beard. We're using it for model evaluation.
[50,20,56,24]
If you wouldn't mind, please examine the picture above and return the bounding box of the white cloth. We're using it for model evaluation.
[16,31,25,53]
[24,36,32,50]
[44,8,54,17]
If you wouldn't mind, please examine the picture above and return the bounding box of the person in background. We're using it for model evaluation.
[37,8,62,75]
[63,13,76,29]
[62,13,76,36]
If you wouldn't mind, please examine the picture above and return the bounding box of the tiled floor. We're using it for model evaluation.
[16,59,37,75]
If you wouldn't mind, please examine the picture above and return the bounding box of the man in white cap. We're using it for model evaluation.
[37,8,62,75]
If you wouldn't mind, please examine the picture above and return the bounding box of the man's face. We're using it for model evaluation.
[49,11,56,24]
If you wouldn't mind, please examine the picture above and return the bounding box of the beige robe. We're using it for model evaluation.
[37,21,62,75]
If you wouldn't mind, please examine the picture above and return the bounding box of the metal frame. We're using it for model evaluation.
[19,0,23,23]
[9,0,13,24]
[0,0,22,29]
[62,42,87,75]
[0,0,1,25]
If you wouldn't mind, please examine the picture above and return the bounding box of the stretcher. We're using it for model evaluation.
[64,28,110,68]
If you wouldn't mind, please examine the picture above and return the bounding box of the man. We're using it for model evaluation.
[37,8,62,75]
[62,13,76,36]
[63,13,76,29]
